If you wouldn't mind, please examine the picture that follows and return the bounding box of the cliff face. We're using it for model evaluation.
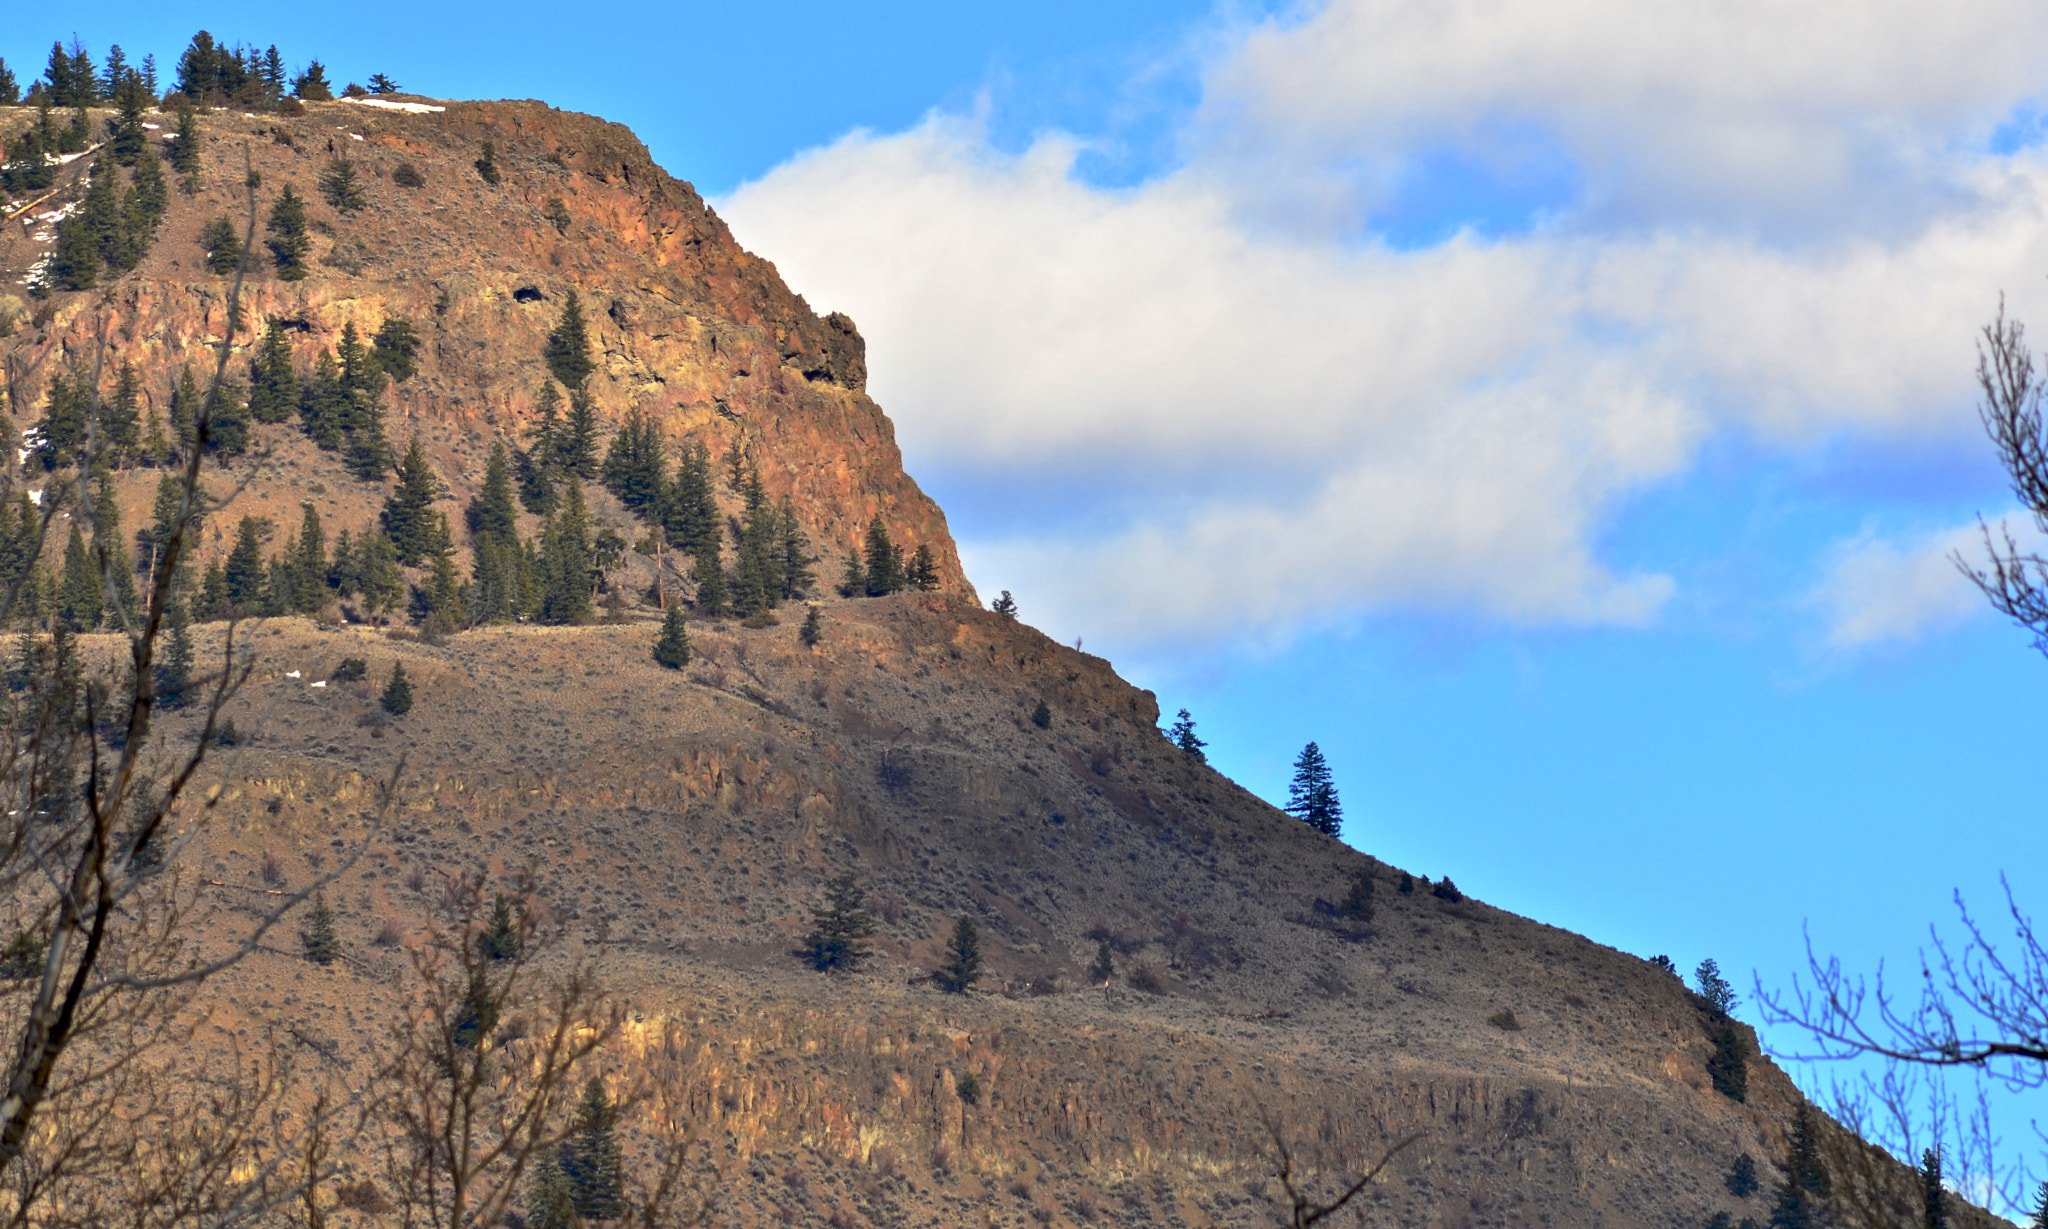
[0,97,964,593]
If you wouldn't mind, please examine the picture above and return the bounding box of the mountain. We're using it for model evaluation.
[0,97,1985,1229]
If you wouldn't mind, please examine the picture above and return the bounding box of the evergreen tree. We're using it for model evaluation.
[356,533,406,622]
[1921,1148,1946,1229]
[202,215,244,275]
[908,543,939,591]
[936,916,981,994]
[288,503,327,613]
[223,516,266,611]
[1706,1013,1750,1102]
[301,892,340,965]
[267,184,312,280]
[803,871,875,972]
[838,552,865,598]
[319,157,365,213]
[381,438,444,565]
[660,442,718,556]
[247,317,297,422]
[292,61,333,102]
[259,48,284,104]
[2028,1180,2048,1229]
[107,69,146,166]
[862,516,902,595]
[170,97,201,181]
[1032,700,1051,728]
[562,387,601,478]
[1093,941,1115,985]
[480,895,520,960]
[562,1077,626,1220]
[526,1148,575,1229]
[990,590,1017,620]
[298,351,349,449]
[799,604,823,648]
[467,444,521,543]
[1696,957,1738,1014]
[155,597,195,709]
[57,524,103,632]
[199,560,230,620]
[653,600,691,669]
[537,478,594,625]
[49,156,121,289]
[0,59,17,107]
[1169,709,1206,761]
[544,290,596,389]
[367,73,400,95]
[168,365,203,459]
[99,362,142,465]
[381,662,413,715]
[1726,1154,1760,1199]
[1769,1103,1831,1229]
[601,408,666,513]
[518,383,564,514]
[370,317,421,381]
[474,140,502,185]
[33,372,91,470]
[1285,742,1342,836]
[690,538,726,616]
[90,481,139,628]
[777,497,815,598]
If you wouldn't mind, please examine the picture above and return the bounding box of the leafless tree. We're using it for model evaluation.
[0,150,384,1226]
[1955,298,2048,650]
[372,877,621,1229]
[1260,1112,1420,1228]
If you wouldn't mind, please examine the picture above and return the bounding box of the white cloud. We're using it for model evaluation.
[717,0,2048,647]
[1810,521,2013,649]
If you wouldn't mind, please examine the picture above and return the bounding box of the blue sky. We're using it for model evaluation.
[12,0,2048,1196]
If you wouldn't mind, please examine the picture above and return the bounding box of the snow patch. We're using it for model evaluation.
[338,97,445,114]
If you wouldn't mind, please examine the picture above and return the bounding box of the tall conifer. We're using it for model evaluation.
[381,438,444,565]
[1285,742,1342,836]
[544,290,596,389]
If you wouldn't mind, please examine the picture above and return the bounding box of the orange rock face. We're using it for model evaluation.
[0,98,968,596]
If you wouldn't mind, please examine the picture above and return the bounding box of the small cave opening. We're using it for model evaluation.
[513,286,546,303]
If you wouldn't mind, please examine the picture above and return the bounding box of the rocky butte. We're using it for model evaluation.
[0,96,1988,1228]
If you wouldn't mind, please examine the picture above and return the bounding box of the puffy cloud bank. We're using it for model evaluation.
[722,0,2048,647]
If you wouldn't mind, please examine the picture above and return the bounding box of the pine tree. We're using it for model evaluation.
[367,73,400,95]
[804,871,875,972]
[467,444,521,544]
[289,503,327,613]
[89,481,139,628]
[247,317,297,422]
[1093,941,1115,985]
[562,387,601,478]
[301,892,339,965]
[1769,1103,1831,1229]
[99,362,142,465]
[57,524,103,632]
[862,517,901,595]
[474,140,502,185]
[518,383,564,514]
[1920,1148,1946,1229]
[535,478,594,625]
[201,216,243,274]
[170,97,201,181]
[292,61,333,102]
[660,442,718,556]
[908,543,939,591]
[562,1077,626,1220]
[224,516,266,610]
[777,497,815,598]
[0,59,17,107]
[1695,958,1737,1014]
[298,351,349,449]
[370,317,421,381]
[799,604,823,648]
[381,438,444,565]
[1169,709,1205,761]
[544,291,596,389]
[690,539,726,617]
[107,69,146,165]
[199,560,230,620]
[49,157,120,290]
[936,916,981,994]
[381,662,413,715]
[168,365,204,460]
[526,1148,575,1229]
[990,590,1017,620]
[480,894,520,960]
[156,597,195,709]
[1706,1013,1750,1102]
[2028,1180,2048,1229]
[653,600,691,669]
[267,184,312,280]
[319,157,365,213]
[600,408,665,512]
[1285,742,1342,836]
[838,552,865,598]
